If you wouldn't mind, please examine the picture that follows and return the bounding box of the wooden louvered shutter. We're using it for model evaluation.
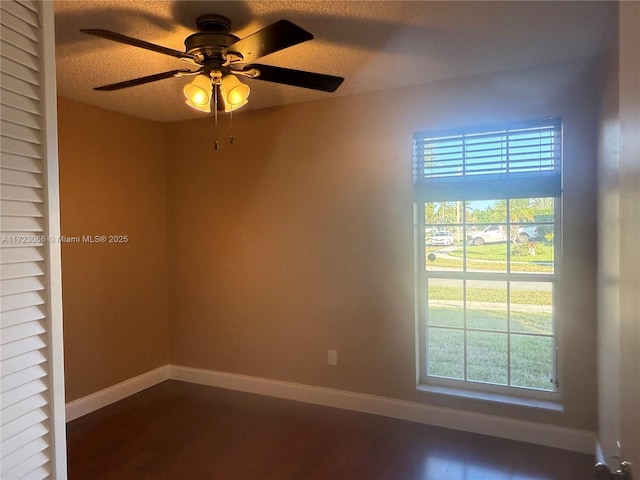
[1,1,67,479]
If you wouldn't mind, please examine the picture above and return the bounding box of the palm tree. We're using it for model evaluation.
[434,201,460,225]
[530,197,554,217]
[425,202,438,225]
[508,198,536,244]
[464,202,478,223]
[509,198,535,223]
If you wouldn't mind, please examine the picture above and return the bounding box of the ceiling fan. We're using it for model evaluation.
[81,14,345,113]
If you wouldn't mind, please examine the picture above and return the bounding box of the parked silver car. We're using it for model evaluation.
[518,225,553,242]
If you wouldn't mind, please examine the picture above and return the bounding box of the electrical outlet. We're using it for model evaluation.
[328,349,338,366]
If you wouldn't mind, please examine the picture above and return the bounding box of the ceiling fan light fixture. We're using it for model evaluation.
[183,74,212,112]
[223,98,248,113]
[185,97,211,113]
[220,74,250,110]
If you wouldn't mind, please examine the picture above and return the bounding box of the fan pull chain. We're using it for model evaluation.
[229,110,234,144]
[214,86,219,150]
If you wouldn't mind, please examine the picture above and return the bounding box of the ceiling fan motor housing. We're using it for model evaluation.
[185,15,240,66]
[196,14,232,33]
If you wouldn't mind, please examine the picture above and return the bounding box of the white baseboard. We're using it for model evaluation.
[66,363,596,454]
[169,364,596,454]
[65,365,170,422]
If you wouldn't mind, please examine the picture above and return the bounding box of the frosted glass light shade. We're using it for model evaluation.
[183,74,212,112]
[220,74,250,112]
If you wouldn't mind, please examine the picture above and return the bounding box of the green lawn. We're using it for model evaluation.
[451,243,553,262]
[427,306,552,334]
[426,284,554,390]
[424,242,555,390]
[427,317,554,390]
[429,285,552,305]
[426,245,554,273]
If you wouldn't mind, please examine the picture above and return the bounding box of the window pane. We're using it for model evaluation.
[465,200,508,273]
[466,200,506,224]
[510,239,554,274]
[467,331,508,385]
[426,226,463,247]
[426,226,464,272]
[466,280,507,331]
[427,328,464,380]
[511,197,554,224]
[425,202,464,272]
[510,282,553,334]
[427,279,463,328]
[465,228,507,272]
[425,245,462,272]
[425,201,464,225]
[510,334,554,390]
[511,197,555,274]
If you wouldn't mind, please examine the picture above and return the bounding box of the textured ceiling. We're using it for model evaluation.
[54,1,616,122]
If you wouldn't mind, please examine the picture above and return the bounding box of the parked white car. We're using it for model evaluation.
[430,230,454,246]
[467,225,508,245]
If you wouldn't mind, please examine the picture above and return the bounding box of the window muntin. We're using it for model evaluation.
[414,118,561,398]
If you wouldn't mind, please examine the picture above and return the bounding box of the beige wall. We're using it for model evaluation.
[597,1,640,467]
[165,60,600,431]
[57,98,170,401]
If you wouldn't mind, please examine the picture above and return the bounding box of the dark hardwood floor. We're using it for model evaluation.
[66,380,595,480]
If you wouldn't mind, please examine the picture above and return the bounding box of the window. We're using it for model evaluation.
[414,118,561,398]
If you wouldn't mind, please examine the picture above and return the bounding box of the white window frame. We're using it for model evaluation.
[413,118,562,401]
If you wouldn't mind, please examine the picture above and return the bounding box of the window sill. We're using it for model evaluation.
[417,384,563,412]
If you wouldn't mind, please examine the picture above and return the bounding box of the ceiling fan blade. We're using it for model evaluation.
[223,20,313,63]
[241,64,344,92]
[94,69,198,91]
[81,29,196,62]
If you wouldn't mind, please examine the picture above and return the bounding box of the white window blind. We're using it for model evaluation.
[413,118,562,201]
[1,1,66,478]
